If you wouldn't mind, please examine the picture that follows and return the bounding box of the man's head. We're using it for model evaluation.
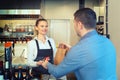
[74,8,97,37]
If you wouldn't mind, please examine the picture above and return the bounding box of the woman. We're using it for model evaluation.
[27,18,66,80]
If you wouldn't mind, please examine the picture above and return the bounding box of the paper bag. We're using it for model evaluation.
[54,44,69,65]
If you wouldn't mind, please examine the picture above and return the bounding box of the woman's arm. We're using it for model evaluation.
[27,40,38,67]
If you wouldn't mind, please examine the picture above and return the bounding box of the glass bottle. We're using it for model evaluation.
[0,61,4,80]
[4,42,12,80]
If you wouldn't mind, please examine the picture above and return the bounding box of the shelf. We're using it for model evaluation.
[0,36,33,43]
[0,15,40,20]
[12,31,33,33]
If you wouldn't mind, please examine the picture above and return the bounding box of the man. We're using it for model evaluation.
[41,8,117,80]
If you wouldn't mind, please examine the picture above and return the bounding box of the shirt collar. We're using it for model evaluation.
[80,30,98,41]
[34,35,49,41]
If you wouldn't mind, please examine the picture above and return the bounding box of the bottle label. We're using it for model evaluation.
[5,61,9,69]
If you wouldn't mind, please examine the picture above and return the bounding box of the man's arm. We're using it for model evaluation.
[42,45,84,78]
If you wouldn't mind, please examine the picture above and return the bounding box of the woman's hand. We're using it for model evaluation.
[41,60,49,69]
[59,43,71,50]
[36,60,43,65]
[37,57,50,66]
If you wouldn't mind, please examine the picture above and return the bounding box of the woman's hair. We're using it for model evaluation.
[35,18,48,26]
[74,8,96,29]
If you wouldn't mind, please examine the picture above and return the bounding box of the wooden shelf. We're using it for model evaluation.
[0,15,39,20]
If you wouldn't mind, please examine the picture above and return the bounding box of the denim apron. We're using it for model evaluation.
[32,39,53,77]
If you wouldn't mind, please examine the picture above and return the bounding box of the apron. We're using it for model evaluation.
[32,39,53,77]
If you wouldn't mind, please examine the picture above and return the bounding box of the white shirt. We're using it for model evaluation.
[27,36,56,67]
[27,36,66,80]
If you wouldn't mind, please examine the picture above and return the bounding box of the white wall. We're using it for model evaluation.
[108,0,120,79]
[43,0,79,19]
[49,20,70,45]
[41,0,79,45]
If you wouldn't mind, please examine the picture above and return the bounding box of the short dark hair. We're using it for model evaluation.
[35,18,48,26]
[74,8,96,29]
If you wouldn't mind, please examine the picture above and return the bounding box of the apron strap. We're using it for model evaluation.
[35,39,53,51]
[48,40,53,50]
[35,39,39,52]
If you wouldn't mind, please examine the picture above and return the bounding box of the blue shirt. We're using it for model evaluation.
[47,30,117,80]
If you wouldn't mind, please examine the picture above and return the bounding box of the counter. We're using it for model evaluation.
[0,41,28,65]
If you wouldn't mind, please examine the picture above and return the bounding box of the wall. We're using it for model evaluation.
[41,0,80,45]
[108,0,120,79]
[85,0,105,22]
[43,0,79,19]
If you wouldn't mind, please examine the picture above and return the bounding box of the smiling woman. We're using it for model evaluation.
[27,18,56,79]
[27,18,67,79]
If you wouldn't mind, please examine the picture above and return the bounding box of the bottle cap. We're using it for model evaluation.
[4,42,12,48]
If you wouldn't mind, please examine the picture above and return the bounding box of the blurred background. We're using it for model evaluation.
[0,0,120,80]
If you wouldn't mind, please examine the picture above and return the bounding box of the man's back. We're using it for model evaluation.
[73,30,117,80]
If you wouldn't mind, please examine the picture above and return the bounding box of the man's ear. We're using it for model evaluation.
[78,21,83,30]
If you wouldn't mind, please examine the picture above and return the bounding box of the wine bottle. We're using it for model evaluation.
[4,42,12,80]
[17,66,24,80]
[0,61,4,80]
[4,69,11,80]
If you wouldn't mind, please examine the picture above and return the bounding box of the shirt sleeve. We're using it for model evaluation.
[47,43,95,78]
[47,45,80,78]
[27,40,37,67]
